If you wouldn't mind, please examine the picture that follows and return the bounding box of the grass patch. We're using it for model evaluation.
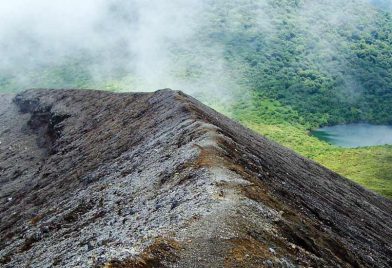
[201,96,392,199]
[242,121,392,199]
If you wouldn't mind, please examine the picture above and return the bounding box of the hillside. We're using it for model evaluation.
[1,89,391,267]
[0,3,392,199]
[1,0,391,124]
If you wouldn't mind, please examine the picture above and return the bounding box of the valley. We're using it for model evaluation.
[0,0,391,198]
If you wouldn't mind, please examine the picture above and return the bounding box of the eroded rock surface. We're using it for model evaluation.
[0,89,391,267]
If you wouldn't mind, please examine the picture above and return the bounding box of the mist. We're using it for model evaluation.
[0,0,244,106]
[0,0,389,106]
[369,0,392,9]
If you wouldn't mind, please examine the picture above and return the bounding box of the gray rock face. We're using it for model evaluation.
[0,89,391,267]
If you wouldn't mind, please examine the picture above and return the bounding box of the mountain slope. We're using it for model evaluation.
[1,89,391,267]
[1,0,392,125]
[1,1,392,198]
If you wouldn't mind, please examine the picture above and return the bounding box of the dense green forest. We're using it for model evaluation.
[0,0,391,197]
[198,0,392,126]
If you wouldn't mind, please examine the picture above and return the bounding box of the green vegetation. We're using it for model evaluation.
[225,97,392,198]
[198,0,392,126]
[198,0,392,198]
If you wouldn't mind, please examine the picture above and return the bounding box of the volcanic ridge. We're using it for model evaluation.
[0,89,391,267]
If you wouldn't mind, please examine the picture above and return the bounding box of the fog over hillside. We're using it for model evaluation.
[0,0,390,106]
[370,0,392,9]
[0,0,235,99]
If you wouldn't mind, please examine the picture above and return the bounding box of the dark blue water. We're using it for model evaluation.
[311,123,392,148]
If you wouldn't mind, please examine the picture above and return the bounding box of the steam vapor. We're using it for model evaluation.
[0,0,388,103]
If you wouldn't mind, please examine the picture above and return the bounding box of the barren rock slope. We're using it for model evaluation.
[1,89,391,267]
